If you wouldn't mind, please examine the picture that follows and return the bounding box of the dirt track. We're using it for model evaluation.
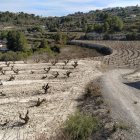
[102,69,140,139]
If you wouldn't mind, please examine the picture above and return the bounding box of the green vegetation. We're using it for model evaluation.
[0,30,8,39]
[0,6,139,61]
[54,32,68,45]
[7,31,29,52]
[0,6,139,34]
[0,30,64,61]
[86,15,124,33]
[63,111,98,140]
[0,51,29,61]
[39,39,48,48]
[0,11,45,26]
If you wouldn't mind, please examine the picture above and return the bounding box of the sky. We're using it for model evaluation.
[0,0,139,17]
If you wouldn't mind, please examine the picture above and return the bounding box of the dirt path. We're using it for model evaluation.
[101,69,140,139]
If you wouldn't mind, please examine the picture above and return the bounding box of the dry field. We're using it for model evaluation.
[0,41,140,140]
[94,41,140,69]
[0,59,102,140]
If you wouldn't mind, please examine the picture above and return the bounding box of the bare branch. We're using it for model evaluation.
[51,60,58,66]
[72,61,78,68]
[19,110,29,124]
[53,72,59,78]
[0,92,6,96]
[13,69,19,75]
[64,59,69,66]
[42,83,50,94]
[44,67,51,73]
[1,70,6,75]
[42,75,47,79]
[35,98,46,107]
[8,75,15,81]
[64,71,72,78]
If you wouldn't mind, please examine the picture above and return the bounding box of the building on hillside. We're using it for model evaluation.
[130,14,137,18]
[0,40,8,51]
[0,43,3,47]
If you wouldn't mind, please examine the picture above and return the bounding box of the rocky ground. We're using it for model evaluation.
[0,59,102,140]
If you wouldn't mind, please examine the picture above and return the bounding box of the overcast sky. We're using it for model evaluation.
[0,0,139,17]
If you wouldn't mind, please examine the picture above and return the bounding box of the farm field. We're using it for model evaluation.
[0,40,140,139]
[72,40,140,69]
[0,59,102,139]
[0,2,140,140]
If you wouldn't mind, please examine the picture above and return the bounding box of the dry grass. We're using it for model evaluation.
[49,112,98,140]
[29,45,103,62]
[57,45,103,60]
[84,81,101,99]
[97,63,108,72]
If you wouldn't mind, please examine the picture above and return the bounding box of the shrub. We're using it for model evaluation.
[112,122,129,132]
[103,34,110,40]
[39,39,48,48]
[84,81,101,99]
[0,51,30,61]
[51,45,60,53]
[126,32,137,40]
[53,32,68,45]
[63,112,98,140]
[36,47,53,55]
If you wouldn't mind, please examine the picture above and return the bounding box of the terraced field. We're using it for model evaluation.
[0,59,102,140]
[71,40,140,69]
[99,41,140,69]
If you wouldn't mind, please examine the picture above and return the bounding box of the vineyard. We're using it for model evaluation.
[0,40,140,139]
[0,59,102,139]
[71,40,140,69]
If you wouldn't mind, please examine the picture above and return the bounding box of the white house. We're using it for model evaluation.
[0,43,3,47]
[130,14,137,18]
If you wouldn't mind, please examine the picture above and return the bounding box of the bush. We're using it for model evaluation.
[126,32,137,40]
[51,45,60,53]
[84,82,101,99]
[39,39,48,48]
[63,112,98,140]
[36,47,53,55]
[0,51,30,61]
[53,32,68,45]
[103,34,110,40]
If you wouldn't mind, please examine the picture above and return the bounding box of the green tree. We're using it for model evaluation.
[0,31,8,39]
[7,31,29,52]
[112,16,123,31]
[39,39,48,48]
[86,25,94,33]
[103,22,109,32]
[106,16,123,32]
[94,24,104,33]
[54,32,67,45]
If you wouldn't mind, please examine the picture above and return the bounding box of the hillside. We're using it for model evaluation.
[46,6,140,33]
[0,6,139,33]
